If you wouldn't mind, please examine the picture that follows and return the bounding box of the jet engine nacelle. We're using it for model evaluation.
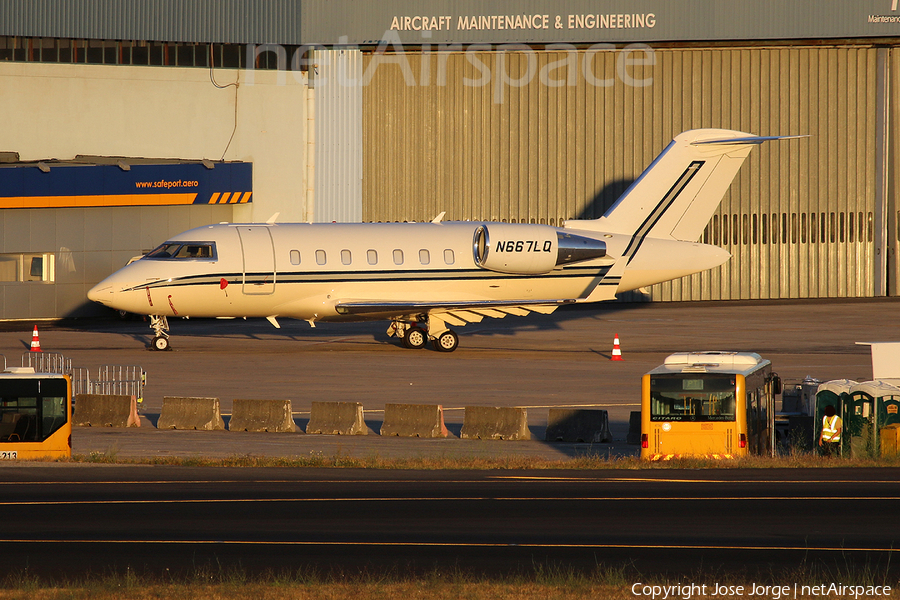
[473,224,606,275]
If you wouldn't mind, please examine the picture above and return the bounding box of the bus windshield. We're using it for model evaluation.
[649,374,736,422]
[0,378,68,443]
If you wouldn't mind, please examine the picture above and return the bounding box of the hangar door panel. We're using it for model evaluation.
[363,47,880,301]
[238,226,275,295]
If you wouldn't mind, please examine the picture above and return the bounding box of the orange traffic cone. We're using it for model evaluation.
[610,333,623,361]
[30,325,42,352]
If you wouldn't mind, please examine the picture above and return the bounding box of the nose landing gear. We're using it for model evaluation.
[149,315,171,351]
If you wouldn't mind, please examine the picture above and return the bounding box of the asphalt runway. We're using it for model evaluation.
[1,465,898,578]
[3,301,900,580]
[1,298,897,460]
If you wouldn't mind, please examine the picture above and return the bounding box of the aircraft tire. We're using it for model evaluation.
[403,327,427,350]
[151,336,170,351]
[433,330,459,352]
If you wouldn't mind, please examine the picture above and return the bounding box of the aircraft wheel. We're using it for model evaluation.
[433,330,459,352]
[151,336,170,351]
[403,327,427,350]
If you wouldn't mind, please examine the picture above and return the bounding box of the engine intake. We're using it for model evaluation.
[473,224,606,275]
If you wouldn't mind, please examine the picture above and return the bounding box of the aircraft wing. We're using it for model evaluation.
[334,298,573,325]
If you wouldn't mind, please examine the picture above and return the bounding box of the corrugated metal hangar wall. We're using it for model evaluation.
[362,45,889,301]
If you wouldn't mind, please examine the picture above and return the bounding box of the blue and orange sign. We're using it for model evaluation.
[0,162,252,209]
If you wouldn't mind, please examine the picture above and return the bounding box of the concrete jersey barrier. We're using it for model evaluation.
[73,394,140,428]
[380,403,449,438]
[306,401,367,435]
[158,396,225,430]
[545,408,611,443]
[229,399,298,433]
[460,406,530,440]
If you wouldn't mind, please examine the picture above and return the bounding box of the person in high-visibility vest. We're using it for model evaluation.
[818,405,842,457]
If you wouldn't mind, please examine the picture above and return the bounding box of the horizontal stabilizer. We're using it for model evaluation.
[691,134,809,146]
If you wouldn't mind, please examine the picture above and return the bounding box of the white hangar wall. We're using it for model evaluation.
[0,61,310,319]
[0,61,310,222]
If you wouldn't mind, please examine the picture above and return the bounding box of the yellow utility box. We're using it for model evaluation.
[880,423,900,457]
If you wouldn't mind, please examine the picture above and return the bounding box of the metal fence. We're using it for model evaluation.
[71,366,146,406]
[21,352,72,374]
[11,353,147,410]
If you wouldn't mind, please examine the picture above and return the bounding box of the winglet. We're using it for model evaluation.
[266,212,280,224]
[431,211,446,223]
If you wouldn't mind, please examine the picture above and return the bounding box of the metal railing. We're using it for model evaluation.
[14,354,147,411]
[21,352,72,374]
[70,365,147,410]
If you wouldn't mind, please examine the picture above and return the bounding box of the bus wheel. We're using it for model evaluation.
[151,336,170,351]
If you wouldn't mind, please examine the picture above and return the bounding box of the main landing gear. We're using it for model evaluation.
[149,315,171,351]
[388,316,459,352]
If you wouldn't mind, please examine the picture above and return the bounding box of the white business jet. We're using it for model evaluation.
[88,129,799,352]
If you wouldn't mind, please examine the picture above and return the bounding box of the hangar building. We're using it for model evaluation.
[0,0,898,319]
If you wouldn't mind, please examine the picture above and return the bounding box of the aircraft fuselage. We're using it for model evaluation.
[89,221,621,323]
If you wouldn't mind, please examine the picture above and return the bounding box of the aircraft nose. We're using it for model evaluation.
[87,282,112,304]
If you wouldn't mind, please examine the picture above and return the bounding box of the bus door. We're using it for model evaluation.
[747,386,775,457]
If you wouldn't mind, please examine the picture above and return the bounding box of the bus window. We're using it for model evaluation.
[42,395,67,439]
[0,374,71,459]
[0,397,38,442]
[649,375,736,421]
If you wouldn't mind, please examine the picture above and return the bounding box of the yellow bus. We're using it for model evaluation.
[0,372,72,460]
[641,352,779,460]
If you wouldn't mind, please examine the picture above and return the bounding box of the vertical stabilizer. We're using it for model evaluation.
[572,129,800,242]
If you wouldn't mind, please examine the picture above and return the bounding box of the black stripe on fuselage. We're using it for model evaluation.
[126,264,611,292]
[621,160,705,264]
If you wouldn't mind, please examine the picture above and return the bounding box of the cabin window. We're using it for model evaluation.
[367,249,378,265]
[290,250,301,265]
[393,249,404,265]
[419,249,430,265]
[316,250,326,265]
[444,249,455,265]
[341,249,352,265]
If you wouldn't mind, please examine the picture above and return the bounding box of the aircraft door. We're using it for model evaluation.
[237,226,276,295]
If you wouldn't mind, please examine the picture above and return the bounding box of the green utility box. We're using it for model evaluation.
[814,379,856,456]
[845,381,900,458]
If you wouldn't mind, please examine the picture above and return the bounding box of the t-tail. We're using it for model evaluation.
[566,129,804,300]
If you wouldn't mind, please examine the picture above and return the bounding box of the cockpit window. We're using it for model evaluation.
[145,242,216,261]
